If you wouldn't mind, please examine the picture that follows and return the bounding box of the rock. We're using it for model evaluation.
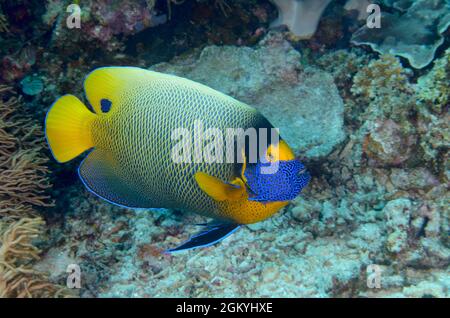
[389,168,440,191]
[151,32,345,159]
[402,274,449,297]
[383,198,412,253]
[363,119,416,166]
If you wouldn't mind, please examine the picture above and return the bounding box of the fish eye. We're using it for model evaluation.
[100,98,112,113]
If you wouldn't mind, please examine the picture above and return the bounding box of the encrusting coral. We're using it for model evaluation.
[350,54,415,129]
[0,86,72,297]
[416,48,450,114]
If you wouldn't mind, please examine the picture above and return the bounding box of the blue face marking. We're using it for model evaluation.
[100,98,112,113]
[244,159,311,202]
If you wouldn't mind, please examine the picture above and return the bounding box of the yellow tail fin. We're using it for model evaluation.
[45,95,96,162]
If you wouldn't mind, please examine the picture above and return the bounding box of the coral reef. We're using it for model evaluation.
[0,0,448,298]
[416,48,450,114]
[363,119,417,167]
[346,54,419,170]
[45,0,164,52]
[32,29,449,298]
[152,32,345,158]
[0,217,70,297]
[0,86,53,218]
[0,86,72,297]
[351,0,450,69]
[1,46,36,84]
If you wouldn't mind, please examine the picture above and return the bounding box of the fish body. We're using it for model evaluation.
[45,67,310,251]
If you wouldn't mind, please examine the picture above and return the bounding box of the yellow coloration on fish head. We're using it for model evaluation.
[266,140,295,162]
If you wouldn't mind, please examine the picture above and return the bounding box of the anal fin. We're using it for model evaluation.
[164,223,241,253]
[79,149,152,208]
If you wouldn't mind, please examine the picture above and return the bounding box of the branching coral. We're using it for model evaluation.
[350,54,415,123]
[0,86,72,297]
[415,49,450,175]
[0,217,73,297]
[351,55,412,101]
[0,86,53,220]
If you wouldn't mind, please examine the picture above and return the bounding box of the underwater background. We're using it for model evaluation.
[0,0,449,298]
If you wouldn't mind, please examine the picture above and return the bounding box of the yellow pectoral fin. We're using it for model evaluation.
[194,172,246,202]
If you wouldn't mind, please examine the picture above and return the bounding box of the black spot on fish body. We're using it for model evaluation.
[100,98,112,113]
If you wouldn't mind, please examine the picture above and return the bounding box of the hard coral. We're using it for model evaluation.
[351,0,450,69]
[0,46,36,83]
[351,54,412,101]
[350,54,416,127]
[416,48,450,114]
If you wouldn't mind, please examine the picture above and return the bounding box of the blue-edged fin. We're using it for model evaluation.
[165,223,241,253]
[78,149,153,208]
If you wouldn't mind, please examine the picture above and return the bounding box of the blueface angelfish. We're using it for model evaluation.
[45,67,310,252]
